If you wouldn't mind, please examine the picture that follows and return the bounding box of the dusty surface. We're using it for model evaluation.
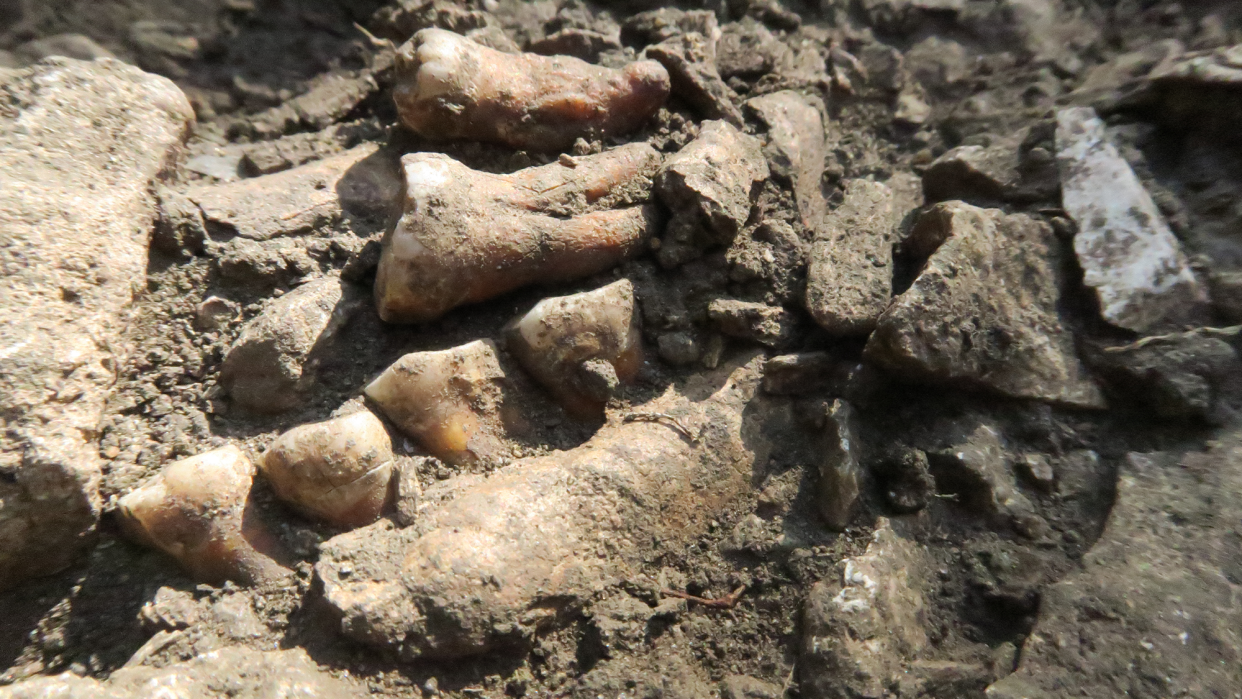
[3,1,1242,698]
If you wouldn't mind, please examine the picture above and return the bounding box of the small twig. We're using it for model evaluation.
[660,585,747,609]
[1102,325,1241,353]
[932,492,959,501]
[353,22,395,51]
[622,411,700,442]
[780,662,797,697]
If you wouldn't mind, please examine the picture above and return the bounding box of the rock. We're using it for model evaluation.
[817,400,862,531]
[1144,44,1242,140]
[647,38,743,127]
[528,28,623,62]
[725,218,807,304]
[504,280,643,419]
[1084,329,1242,422]
[872,446,936,514]
[151,186,207,258]
[865,202,1104,408]
[194,296,240,332]
[927,425,1045,537]
[138,586,200,632]
[655,120,768,267]
[261,410,396,528]
[0,647,365,698]
[721,675,783,699]
[117,445,291,586]
[744,90,827,228]
[371,0,516,51]
[986,440,1242,697]
[621,9,720,50]
[365,340,518,468]
[247,70,379,138]
[924,143,1018,203]
[220,277,365,414]
[657,331,701,366]
[186,144,401,242]
[0,58,193,591]
[762,352,856,396]
[708,299,797,348]
[805,179,898,336]
[393,28,669,152]
[801,519,933,698]
[1016,453,1056,493]
[1055,107,1209,332]
[905,36,970,91]
[374,144,661,323]
[317,357,769,660]
[1209,269,1242,323]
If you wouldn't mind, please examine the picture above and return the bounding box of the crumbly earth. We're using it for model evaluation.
[3,1,1242,697]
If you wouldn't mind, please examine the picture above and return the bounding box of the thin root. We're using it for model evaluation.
[660,585,747,609]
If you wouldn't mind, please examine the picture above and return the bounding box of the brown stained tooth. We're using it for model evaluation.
[365,340,517,468]
[504,279,643,419]
[374,143,662,324]
[393,28,670,151]
[261,411,396,528]
[116,446,291,586]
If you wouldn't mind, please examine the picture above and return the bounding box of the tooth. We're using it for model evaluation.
[117,446,291,586]
[393,28,670,151]
[375,143,662,323]
[504,279,643,418]
[365,340,513,467]
[261,411,396,528]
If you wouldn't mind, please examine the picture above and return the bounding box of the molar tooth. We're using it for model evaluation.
[504,280,644,419]
[117,445,291,586]
[393,28,669,152]
[365,340,516,468]
[261,411,396,528]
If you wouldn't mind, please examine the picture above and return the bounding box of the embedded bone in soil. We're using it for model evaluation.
[116,445,291,586]
[504,279,643,419]
[317,357,767,660]
[393,28,670,151]
[374,143,662,323]
[365,340,517,467]
[261,411,396,528]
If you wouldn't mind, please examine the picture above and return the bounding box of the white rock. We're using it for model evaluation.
[1056,107,1208,332]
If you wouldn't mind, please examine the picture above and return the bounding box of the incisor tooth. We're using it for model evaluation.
[117,446,290,586]
[374,143,662,324]
[261,411,396,528]
[394,28,670,151]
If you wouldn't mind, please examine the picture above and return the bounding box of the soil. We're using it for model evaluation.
[3,0,1242,697]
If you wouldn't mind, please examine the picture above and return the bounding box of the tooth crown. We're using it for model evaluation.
[394,28,670,152]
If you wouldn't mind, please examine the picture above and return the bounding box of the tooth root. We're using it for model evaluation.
[394,28,670,152]
[365,340,513,467]
[375,145,662,324]
[117,446,291,586]
[505,280,643,418]
[261,411,396,528]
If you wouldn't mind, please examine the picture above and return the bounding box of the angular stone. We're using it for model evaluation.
[1056,107,1209,332]
[186,144,401,241]
[745,90,827,228]
[0,58,193,591]
[817,399,861,531]
[220,277,366,414]
[927,425,1043,536]
[986,440,1242,698]
[317,358,768,660]
[708,299,797,348]
[806,179,897,336]
[865,202,1104,408]
[0,647,365,698]
[642,11,743,128]
[802,519,933,698]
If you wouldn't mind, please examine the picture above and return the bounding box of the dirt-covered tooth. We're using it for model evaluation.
[365,340,517,467]
[261,411,396,528]
[393,28,670,151]
[504,279,643,419]
[375,143,662,324]
[117,446,291,586]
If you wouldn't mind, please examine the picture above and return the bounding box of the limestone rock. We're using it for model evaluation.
[0,647,365,699]
[865,202,1104,408]
[317,358,768,660]
[0,58,193,591]
[220,277,366,414]
[986,440,1242,697]
[1056,107,1209,332]
[805,179,898,336]
[708,299,797,348]
[646,17,744,128]
[186,144,401,241]
[817,400,861,531]
[745,90,827,228]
